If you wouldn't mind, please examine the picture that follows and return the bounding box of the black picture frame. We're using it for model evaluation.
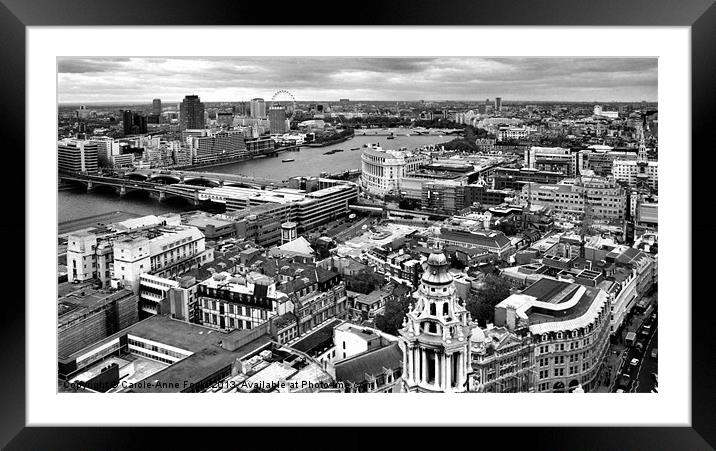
[2,0,713,448]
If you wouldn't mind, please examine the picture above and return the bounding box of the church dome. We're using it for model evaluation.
[422,249,453,285]
[470,327,486,343]
[427,251,448,267]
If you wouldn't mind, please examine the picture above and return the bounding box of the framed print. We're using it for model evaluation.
[3,0,714,448]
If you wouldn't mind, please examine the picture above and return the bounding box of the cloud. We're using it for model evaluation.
[57,57,657,103]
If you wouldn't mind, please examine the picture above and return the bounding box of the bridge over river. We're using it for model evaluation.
[59,170,289,206]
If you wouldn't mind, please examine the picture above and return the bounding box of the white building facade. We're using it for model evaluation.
[360,145,425,197]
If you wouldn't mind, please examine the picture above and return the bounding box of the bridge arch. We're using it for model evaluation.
[125,172,149,181]
[183,177,220,188]
[224,182,261,190]
[148,174,181,185]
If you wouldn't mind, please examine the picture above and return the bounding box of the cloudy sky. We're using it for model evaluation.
[57,57,657,104]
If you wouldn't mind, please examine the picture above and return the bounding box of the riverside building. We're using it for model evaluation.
[58,138,99,174]
[360,145,425,197]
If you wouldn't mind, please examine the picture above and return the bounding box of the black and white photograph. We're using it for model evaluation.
[56,56,660,395]
[2,0,711,445]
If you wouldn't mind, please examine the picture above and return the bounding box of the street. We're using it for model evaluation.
[609,300,658,393]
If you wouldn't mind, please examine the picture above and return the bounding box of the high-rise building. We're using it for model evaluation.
[268,106,288,134]
[234,101,248,116]
[399,249,472,392]
[76,105,90,119]
[152,98,162,115]
[495,97,502,111]
[121,110,148,136]
[57,139,98,173]
[250,98,266,118]
[180,95,206,130]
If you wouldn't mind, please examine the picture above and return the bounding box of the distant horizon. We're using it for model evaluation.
[58,99,658,106]
[57,57,658,104]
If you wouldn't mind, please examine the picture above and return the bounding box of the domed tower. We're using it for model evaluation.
[399,249,472,392]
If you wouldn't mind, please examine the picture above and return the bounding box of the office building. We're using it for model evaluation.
[401,162,478,200]
[578,148,638,176]
[492,167,568,190]
[76,105,90,119]
[121,110,148,136]
[469,324,535,393]
[593,105,619,119]
[199,183,358,233]
[58,284,139,359]
[152,98,162,116]
[494,278,611,392]
[224,203,290,247]
[521,174,627,221]
[58,138,98,174]
[429,228,514,260]
[90,137,121,167]
[67,215,212,299]
[360,145,426,197]
[58,314,275,392]
[198,271,283,331]
[250,98,266,118]
[113,223,210,297]
[180,95,205,130]
[189,130,248,165]
[216,111,234,127]
[268,106,288,134]
[524,146,578,177]
[494,97,502,111]
[497,126,529,142]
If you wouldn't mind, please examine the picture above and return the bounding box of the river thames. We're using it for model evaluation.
[58,133,450,228]
[207,133,449,179]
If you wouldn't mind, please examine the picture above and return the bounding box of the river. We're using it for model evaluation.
[207,134,450,179]
[58,133,452,227]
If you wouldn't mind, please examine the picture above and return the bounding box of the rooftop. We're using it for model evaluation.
[334,342,402,384]
[498,278,608,331]
[290,318,343,356]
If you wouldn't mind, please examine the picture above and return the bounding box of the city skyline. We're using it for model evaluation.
[57,57,658,104]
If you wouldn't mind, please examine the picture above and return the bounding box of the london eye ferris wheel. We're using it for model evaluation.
[271,89,296,119]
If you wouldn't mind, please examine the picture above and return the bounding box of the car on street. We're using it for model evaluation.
[616,374,632,391]
[651,372,658,384]
[651,348,658,359]
[630,358,640,367]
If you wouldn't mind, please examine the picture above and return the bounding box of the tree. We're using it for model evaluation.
[375,296,412,335]
[345,269,384,294]
[465,274,512,327]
